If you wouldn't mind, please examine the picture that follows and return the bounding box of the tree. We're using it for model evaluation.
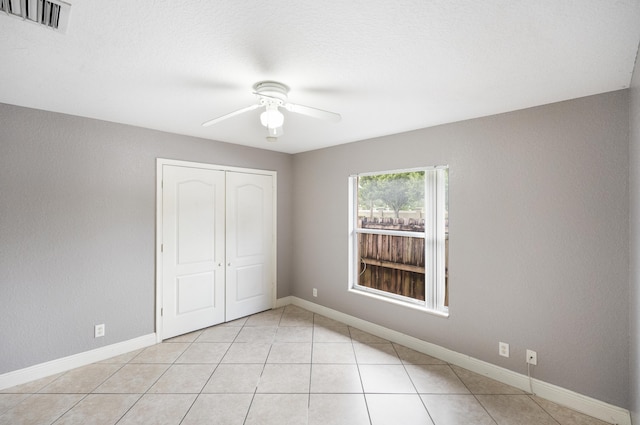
[358,171,424,218]
[358,176,381,218]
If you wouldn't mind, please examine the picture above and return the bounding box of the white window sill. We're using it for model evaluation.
[348,287,449,318]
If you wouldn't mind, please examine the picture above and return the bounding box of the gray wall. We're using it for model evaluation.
[629,46,640,423]
[0,89,633,410]
[292,91,630,408]
[0,103,293,374]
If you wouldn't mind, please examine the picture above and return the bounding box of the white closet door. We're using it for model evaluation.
[225,171,274,321]
[161,165,226,339]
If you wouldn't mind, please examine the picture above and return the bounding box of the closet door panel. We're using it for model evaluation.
[161,166,226,339]
[225,172,274,321]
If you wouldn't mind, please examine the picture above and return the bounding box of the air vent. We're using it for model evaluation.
[0,0,70,32]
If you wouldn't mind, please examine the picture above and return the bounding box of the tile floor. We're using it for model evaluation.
[0,305,611,425]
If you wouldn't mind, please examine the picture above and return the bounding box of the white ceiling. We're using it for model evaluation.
[1,1,639,154]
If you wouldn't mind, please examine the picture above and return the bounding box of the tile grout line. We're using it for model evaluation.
[241,315,260,425]
[242,307,283,425]
[117,334,200,425]
[392,342,437,425]
[448,362,501,425]
[135,312,251,424]
[307,312,315,421]
[309,313,317,402]
[447,364,565,425]
[112,394,145,425]
[349,325,374,425]
[527,391,563,425]
[37,351,134,424]
[71,361,132,425]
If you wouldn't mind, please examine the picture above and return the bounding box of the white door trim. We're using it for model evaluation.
[156,158,277,342]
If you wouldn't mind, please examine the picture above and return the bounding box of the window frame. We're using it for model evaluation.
[348,166,449,316]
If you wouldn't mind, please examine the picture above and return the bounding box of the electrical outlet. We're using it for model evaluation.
[313,288,318,297]
[499,342,509,357]
[526,349,537,365]
[94,324,105,338]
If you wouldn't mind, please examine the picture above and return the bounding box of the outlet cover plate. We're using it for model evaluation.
[526,349,537,365]
[94,324,105,338]
[499,342,509,357]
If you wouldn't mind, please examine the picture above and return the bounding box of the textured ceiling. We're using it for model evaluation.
[1,0,639,154]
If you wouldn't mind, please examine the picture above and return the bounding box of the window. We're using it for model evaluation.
[348,167,448,315]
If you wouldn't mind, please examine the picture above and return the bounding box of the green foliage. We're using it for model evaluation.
[358,171,424,217]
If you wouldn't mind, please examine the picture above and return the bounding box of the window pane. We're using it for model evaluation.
[357,232,425,301]
[444,168,448,306]
[356,171,426,302]
[357,171,425,232]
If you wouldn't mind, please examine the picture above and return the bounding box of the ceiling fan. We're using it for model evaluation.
[202,81,341,142]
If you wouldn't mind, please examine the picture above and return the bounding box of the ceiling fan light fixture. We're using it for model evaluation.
[260,105,284,129]
[202,80,341,144]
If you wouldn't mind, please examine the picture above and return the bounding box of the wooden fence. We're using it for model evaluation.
[358,218,448,305]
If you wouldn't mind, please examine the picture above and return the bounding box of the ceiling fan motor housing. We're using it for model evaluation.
[254,81,289,106]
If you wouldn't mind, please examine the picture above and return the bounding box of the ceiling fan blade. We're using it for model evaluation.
[284,102,342,122]
[202,103,261,127]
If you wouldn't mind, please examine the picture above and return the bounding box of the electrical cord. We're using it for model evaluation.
[527,360,535,395]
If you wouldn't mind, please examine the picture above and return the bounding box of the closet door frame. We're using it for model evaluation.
[155,158,277,342]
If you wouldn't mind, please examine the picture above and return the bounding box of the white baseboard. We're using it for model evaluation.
[275,296,292,308]
[0,333,157,391]
[286,296,631,425]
